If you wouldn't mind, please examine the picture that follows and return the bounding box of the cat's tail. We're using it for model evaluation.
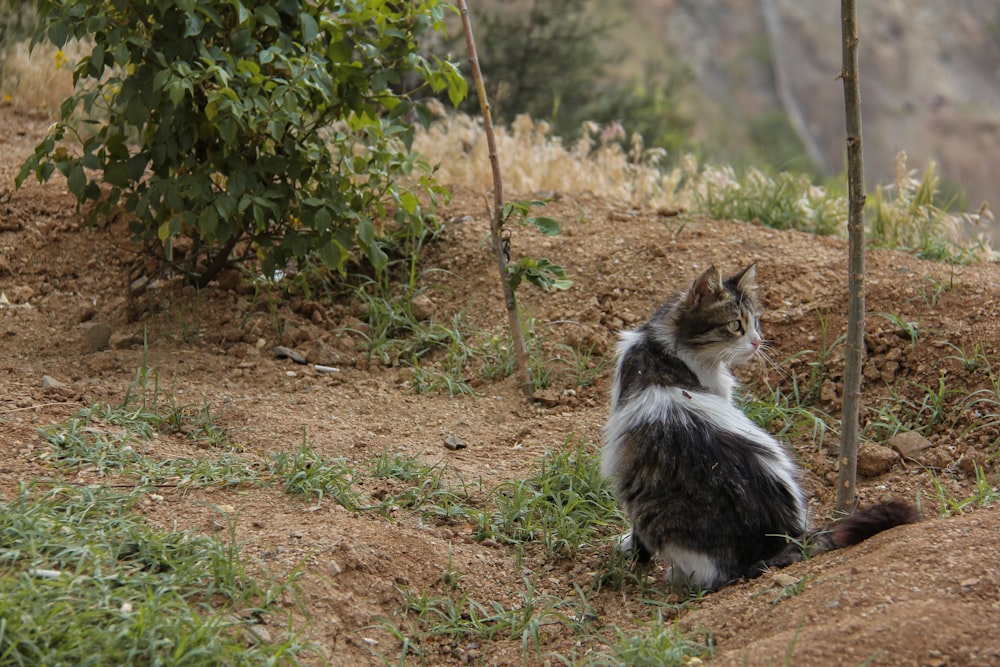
[812,500,920,553]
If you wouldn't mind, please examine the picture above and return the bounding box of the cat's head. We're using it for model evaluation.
[664,263,763,367]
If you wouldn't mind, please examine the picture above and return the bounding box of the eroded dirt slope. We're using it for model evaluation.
[2,105,1000,666]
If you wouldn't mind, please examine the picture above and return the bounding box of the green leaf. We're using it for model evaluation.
[255,6,280,27]
[48,21,70,48]
[300,12,319,43]
[157,221,172,241]
[314,207,332,231]
[367,243,388,273]
[526,215,560,235]
[66,165,87,198]
[399,191,419,215]
[317,240,345,271]
[198,207,219,238]
[184,13,204,37]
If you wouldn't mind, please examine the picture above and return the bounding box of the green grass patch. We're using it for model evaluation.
[0,485,306,666]
[471,440,622,556]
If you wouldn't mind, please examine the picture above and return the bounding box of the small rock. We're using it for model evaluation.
[246,624,272,644]
[888,431,933,460]
[216,504,236,515]
[82,321,112,353]
[771,572,800,587]
[532,388,561,407]
[304,340,339,366]
[42,374,66,390]
[857,442,899,477]
[819,379,839,403]
[411,293,435,321]
[273,345,306,364]
[328,560,342,576]
[444,434,468,451]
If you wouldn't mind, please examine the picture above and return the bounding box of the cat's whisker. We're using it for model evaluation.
[756,343,792,384]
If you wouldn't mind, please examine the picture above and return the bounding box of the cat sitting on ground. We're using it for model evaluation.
[601,263,919,591]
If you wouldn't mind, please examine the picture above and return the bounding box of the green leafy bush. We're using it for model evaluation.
[16,0,466,284]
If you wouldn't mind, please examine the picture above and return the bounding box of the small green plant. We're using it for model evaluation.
[376,578,591,664]
[40,402,269,489]
[878,312,920,348]
[272,436,368,510]
[867,152,991,263]
[914,274,954,306]
[754,575,809,607]
[369,451,471,521]
[694,165,845,234]
[929,463,999,517]
[805,310,847,400]
[907,375,958,429]
[944,340,993,373]
[605,611,714,667]
[477,332,517,382]
[472,440,621,555]
[742,382,832,450]
[18,0,466,285]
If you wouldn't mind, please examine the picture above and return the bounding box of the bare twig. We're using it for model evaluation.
[837,0,865,513]
[456,0,533,396]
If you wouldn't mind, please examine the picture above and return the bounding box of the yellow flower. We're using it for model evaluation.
[54,50,67,70]
[1,93,12,104]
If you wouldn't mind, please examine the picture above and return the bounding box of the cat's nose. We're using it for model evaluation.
[751,338,761,350]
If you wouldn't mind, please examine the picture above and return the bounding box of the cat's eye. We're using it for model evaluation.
[727,320,742,334]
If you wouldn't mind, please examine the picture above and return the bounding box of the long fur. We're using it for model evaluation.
[602,265,919,591]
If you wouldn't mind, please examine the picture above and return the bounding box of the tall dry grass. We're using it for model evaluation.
[414,110,995,260]
[412,108,695,209]
[1,39,79,113]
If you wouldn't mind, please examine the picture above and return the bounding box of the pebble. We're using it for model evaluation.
[857,442,899,477]
[444,434,468,450]
[888,431,933,460]
[274,345,306,364]
[411,293,435,320]
[772,572,800,587]
[246,624,272,644]
[42,374,66,390]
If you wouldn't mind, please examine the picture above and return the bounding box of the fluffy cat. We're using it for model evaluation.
[601,263,919,591]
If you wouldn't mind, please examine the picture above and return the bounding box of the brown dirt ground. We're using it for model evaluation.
[2,104,1000,667]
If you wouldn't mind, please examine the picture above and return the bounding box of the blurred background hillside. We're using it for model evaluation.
[3,0,998,212]
[445,0,999,211]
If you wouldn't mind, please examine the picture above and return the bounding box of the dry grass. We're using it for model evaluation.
[413,109,693,209]
[415,111,996,259]
[1,39,79,113]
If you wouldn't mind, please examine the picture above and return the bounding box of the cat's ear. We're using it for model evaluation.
[731,263,759,298]
[689,266,723,308]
